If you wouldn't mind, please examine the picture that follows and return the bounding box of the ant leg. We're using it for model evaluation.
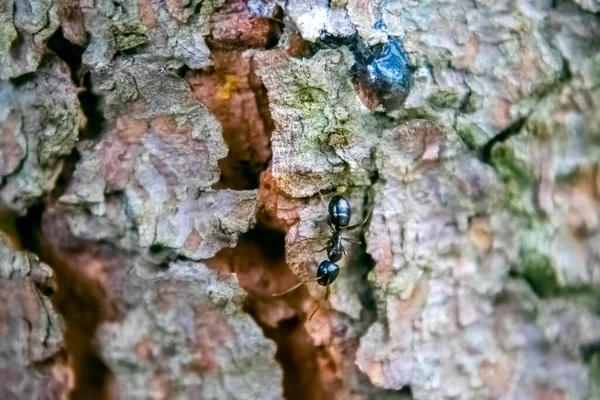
[345,205,373,231]
[272,276,324,296]
[309,306,320,320]
[342,246,348,258]
[308,286,330,321]
[342,237,361,244]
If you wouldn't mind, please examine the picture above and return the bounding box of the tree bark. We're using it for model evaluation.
[1,0,599,399]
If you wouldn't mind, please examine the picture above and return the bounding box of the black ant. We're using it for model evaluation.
[273,186,372,319]
[318,193,371,262]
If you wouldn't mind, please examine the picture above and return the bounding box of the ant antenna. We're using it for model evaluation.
[272,276,324,296]
[310,179,333,225]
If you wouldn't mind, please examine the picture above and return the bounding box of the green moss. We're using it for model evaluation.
[590,52,600,86]
[297,87,316,104]
[463,92,482,114]
[296,86,327,106]
[589,354,600,399]
[512,243,600,303]
[428,90,460,109]
[0,23,17,53]
[517,249,560,298]
[294,86,329,121]
[489,140,546,217]
[491,144,532,189]
[455,121,488,150]
[588,113,600,147]
[394,107,435,122]
[110,22,149,51]
[325,128,353,149]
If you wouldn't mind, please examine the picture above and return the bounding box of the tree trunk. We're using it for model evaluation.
[1,0,599,399]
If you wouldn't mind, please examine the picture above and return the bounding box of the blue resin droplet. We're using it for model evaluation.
[352,37,413,112]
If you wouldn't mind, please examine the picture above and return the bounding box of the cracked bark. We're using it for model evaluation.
[0,233,72,399]
[1,0,600,399]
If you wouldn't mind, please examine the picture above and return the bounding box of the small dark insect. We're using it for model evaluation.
[273,185,372,320]
[318,192,371,264]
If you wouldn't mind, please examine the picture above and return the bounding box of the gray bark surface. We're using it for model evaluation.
[1,0,599,398]
[0,233,71,399]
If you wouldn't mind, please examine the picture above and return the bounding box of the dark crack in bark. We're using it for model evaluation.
[16,204,118,400]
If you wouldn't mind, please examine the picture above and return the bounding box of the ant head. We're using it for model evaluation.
[317,260,339,286]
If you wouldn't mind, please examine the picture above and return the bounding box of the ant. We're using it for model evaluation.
[273,185,372,319]
[318,192,371,262]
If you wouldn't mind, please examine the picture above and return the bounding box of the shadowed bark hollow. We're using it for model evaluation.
[1,0,600,398]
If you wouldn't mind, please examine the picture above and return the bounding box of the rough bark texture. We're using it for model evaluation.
[0,233,72,399]
[1,0,599,398]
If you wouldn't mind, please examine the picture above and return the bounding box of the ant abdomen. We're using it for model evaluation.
[328,195,351,228]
